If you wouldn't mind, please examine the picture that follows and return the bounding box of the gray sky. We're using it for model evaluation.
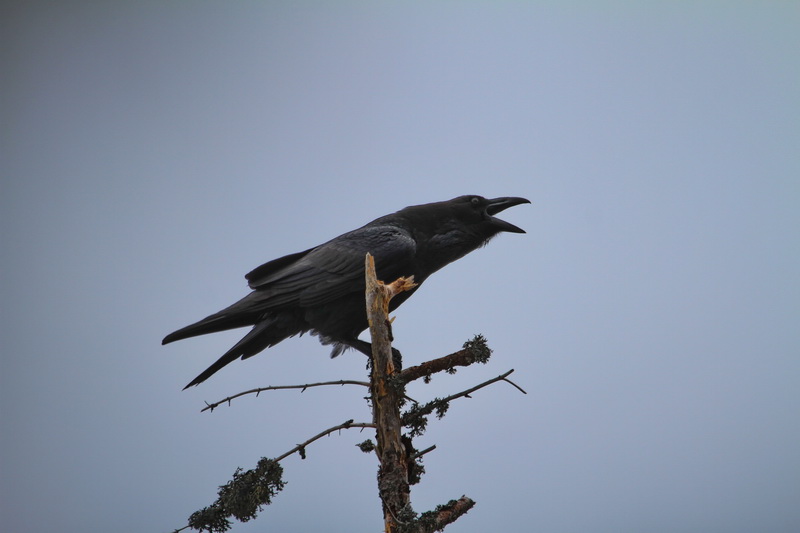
[2,2,798,532]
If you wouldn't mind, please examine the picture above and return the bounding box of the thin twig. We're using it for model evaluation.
[410,444,437,460]
[274,420,376,462]
[200,380,370,412]
[502,373,527,395]
[434,369,524,405]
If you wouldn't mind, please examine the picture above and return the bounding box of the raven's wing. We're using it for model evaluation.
[243,247,315,287]
[162,224,416,346]
[172,225,417,388]
[244,224,417,309]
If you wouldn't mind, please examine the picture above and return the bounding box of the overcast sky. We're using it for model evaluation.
[2,2,798,532]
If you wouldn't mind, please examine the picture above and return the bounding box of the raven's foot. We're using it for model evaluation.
[344,339,402,372]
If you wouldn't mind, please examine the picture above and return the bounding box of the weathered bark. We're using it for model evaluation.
[364,253,416,533]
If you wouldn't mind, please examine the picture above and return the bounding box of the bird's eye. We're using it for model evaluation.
[470,197,480,207]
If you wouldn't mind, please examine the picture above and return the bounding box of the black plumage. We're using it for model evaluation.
[163,195,530,388]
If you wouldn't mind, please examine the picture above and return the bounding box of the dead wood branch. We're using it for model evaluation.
[365,253,417,533]
[274,419,376,462]
[200,380,370,412]
[402,369,525,438]
[418,496,476,532]
[398,335,492,385]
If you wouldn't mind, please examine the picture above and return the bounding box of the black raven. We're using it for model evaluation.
[163,195,530,388]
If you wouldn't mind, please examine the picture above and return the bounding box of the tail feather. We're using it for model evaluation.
[162,313,254,345]
[182,318,289,389]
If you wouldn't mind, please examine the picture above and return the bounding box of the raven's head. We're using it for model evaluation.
[400,195,530,274]
[447,195,531,235]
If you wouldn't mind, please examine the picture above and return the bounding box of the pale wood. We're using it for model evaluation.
[364,253,416,533]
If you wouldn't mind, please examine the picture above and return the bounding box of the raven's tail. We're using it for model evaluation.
[181,314,306,389]
[162,312,254,345]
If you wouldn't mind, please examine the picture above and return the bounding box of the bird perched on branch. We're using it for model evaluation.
[163,195,530,388]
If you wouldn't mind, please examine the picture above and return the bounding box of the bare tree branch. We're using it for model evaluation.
[401,369,526,440]
[439,369,526,402]
[410,445,436,460]
[502,373,528,395]
[407,369,524,418]
[274,420,376,462]
[200,380,370,412]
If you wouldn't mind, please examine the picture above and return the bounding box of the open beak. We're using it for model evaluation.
[486,196,531,233]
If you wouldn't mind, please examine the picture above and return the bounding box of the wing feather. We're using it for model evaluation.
[300,226,415,306]
[236,225,416,311]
